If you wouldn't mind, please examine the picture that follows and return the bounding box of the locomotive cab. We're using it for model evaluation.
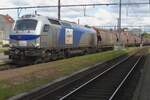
[6,14,51,63]
[10,15,42,48]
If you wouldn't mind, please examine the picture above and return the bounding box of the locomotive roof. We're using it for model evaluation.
[19,14,95,32]
[20,14,84,26]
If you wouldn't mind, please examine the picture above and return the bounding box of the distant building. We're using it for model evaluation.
[0,14,14,46]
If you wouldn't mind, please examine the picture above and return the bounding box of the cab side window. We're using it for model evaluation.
[43,24,50,32]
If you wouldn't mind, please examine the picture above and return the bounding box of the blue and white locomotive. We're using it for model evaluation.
[7,14,97,64]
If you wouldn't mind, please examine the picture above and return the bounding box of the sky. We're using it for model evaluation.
[0,0,150,30]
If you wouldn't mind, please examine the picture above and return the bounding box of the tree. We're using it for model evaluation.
[142,32,150,39]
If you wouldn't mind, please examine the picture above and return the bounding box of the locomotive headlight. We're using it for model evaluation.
[35,38,40,47]
[36,43,40,47]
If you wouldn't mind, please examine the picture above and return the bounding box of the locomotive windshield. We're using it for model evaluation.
[14,19,37,31]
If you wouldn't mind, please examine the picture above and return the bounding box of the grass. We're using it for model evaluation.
[0,48,7,53]
[0,47,138,100]
[148,48,150,53]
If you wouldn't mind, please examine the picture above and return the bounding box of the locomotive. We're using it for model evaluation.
[5,14,144,64]
[6,14,98,64]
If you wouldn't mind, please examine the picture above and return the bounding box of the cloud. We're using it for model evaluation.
[12,0,29,6]
[64,16,104,26]
[0,0,150,30]
[62,8,118,26]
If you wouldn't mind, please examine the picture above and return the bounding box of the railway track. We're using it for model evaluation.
[0,60,27,71]
[0,48,113,71]
[9,48,147,100]
[0,63,21,71]
[59,50,145,100]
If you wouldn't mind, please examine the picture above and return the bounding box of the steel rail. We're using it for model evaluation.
[59,52,141,100]
[10,52,131,100]
[8,49,143,100]
[109,55,142,100]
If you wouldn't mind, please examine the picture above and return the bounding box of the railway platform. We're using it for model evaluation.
[132,54,150,100]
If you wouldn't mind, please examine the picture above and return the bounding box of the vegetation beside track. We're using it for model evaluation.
[0,48,7,53]
[0,47,138,99]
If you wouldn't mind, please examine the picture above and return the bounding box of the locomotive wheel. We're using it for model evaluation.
[51,54,57,61]
[58,51,65,59]
[43,51,52,62]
